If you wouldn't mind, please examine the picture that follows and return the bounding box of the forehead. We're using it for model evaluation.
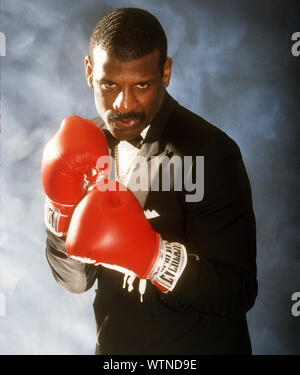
[92,46,161,80]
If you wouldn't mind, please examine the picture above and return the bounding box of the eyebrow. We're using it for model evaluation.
[97,78,158,85]
[136,79,157,85]
[98,78,115,84]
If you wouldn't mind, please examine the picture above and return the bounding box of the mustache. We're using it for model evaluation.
[107,111,146,123]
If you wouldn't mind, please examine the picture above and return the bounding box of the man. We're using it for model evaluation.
[43,8,257,355]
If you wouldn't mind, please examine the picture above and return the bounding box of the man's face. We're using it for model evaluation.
[85,46,172,141]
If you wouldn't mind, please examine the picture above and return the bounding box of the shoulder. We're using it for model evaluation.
[164,97,240,157]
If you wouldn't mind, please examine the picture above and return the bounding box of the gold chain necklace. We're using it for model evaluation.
[114,145,142,185]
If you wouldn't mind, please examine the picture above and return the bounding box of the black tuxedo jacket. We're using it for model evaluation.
[45,93,257,355]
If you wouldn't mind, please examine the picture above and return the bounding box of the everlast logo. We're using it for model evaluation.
[47,206,58,231]
[157,243,182,289]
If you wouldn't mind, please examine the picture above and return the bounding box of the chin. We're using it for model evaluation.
[110,123,148,141]
[112,129,140,141]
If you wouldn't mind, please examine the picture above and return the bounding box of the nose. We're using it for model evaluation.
[113,88,138,113]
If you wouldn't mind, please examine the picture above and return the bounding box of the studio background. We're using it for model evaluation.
[0,0,299,355]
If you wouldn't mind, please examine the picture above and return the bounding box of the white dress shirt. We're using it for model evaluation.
[116,125,150,185]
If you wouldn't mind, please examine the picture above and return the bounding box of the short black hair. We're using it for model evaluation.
[89,8,168,73]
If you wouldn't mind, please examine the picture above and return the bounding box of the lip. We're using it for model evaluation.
[113,118,141,130]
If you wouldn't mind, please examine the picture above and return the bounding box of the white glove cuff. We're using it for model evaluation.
[148,238,188,292]
[44,197,75,237]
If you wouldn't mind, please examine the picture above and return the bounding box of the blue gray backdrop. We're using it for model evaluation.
[0,0,299,354]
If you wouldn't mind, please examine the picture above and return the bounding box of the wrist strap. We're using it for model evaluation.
[44,197,76,237]
[148,239,187,293]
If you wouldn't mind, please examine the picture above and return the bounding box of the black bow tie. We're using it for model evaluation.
[102,129,144,149]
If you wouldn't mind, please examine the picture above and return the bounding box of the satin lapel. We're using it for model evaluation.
[127,143,174,209]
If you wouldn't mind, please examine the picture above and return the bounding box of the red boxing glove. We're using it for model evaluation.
[66,182,187,300]
[41,116,110,237]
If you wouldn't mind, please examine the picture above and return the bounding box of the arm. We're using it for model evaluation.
[157,134,258,317]
[45,229,98,294]
[41,116,109,293]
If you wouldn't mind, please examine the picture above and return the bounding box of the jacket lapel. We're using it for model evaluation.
[91,92,177,209]
[127,144,174,209]
[126,93,176,208]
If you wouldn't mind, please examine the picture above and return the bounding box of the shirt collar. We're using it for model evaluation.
[140,124,150,140]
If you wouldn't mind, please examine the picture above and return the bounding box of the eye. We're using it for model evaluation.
[136,82,150,89]
[101,82,117,89]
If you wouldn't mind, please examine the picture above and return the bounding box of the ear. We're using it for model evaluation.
[162,57,172,88]
[85,55,94,88]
